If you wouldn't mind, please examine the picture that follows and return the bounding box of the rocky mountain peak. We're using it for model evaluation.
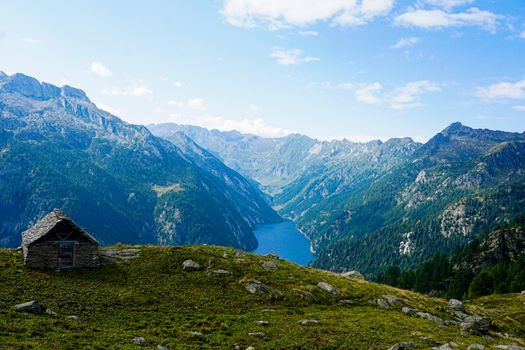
[0,72,90,102]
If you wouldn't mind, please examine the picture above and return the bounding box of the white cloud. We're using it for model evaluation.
[520,31,525,39]
[271,48,319,65]
[395,8,499,32]
[102,85,153,99]
[513,105,525,111]
[422,0,474,9]
[299,30,319,36]
[168,98,208,111]
[174,81,183,88]
[336,80,441,109]
[476,79,525,100]
[355,83,383,104]
[187,98,208,111]
[90,62,112,78]
[221,0,395,29]
[168,114,291,138]
[391,37,420,49]
[390,80,441,109]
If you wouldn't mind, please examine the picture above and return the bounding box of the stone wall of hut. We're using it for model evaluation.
[24,241,99,269]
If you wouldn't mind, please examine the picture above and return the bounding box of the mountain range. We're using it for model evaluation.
[150,122,525,275]
[0,72,280,249]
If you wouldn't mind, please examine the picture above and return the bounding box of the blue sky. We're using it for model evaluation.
[1,0,524,141]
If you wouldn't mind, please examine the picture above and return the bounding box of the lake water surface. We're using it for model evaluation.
[253,221,315,266]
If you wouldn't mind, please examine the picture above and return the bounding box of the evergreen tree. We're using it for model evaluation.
[469,271,494,298]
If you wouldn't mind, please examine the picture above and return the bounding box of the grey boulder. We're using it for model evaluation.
[15,300,46,314]
[388,342,418,350]
[262,261,278,271]
[182,259,201,271]
[341,270,364,280]
[244,280,273,295]
[448,299,464,312]
[317,282,339,295]
[460,316,492,333]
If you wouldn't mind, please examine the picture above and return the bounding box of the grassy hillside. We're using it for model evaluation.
[0,246,523,349]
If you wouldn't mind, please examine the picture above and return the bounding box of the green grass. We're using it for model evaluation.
[0,245,524,349]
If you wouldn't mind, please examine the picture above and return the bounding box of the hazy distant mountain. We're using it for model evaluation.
[151,122,525,275]
[0,72,280,249]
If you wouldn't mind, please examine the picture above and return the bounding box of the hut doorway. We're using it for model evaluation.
[58,242,75,269]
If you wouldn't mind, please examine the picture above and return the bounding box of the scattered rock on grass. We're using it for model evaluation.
[262,261,278,271]
[182,259,201,271]
[432,344,454,350]
[341,270,364,280]
[265,252,279,260]
[467,344,485,350]
[388,342,418,350]
[448,299,465,312]
[15,301,46,314]
[132,336,146,345]
[189,331,205,340]
[297,319,319,325]
[157,345,168,350]
[45,309,58,316]
[383,295,403,305]
[415,311,444,325]
[460,316,492,334]
[339,299,354,306]
[402,307,418,316]
[495,345,525,350]
[234,251,247,257]
[244,280,273,295]
[212,269,231,276]
[317,282,339,295]
[254,320,269,326]
[292,289,318,303]
[368,299,390,309]
[248,332,266,337]
[67,315,81,322]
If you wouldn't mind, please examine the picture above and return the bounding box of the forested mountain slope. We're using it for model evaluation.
[0,72,280,249]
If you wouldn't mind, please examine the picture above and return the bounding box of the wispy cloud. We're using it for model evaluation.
[355,83,383,105]
[391,37,420,49]
[95,102,120,115]
[168,98,208,111]
[390,81,441,109]
[513,105,525,111]
[221,0,395,30]
[102,85,153,99]
[299,30,319,37]
[90,62,112,78]
[476,79,525,100]
[271,48,319,65]
[395,8,500,32]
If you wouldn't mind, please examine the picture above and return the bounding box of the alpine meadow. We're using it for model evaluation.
[0,1,524,349]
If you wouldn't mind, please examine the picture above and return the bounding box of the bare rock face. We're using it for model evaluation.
[182,259,202,271]
[317,282,339,295]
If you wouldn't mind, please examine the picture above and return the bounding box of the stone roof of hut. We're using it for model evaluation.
[22,209,98,247]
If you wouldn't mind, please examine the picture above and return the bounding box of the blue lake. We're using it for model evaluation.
[253,221,315,266]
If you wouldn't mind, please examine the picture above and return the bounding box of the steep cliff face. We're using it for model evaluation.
[0,72,280,249]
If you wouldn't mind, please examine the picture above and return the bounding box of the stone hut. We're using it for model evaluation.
[22,209,99,269]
